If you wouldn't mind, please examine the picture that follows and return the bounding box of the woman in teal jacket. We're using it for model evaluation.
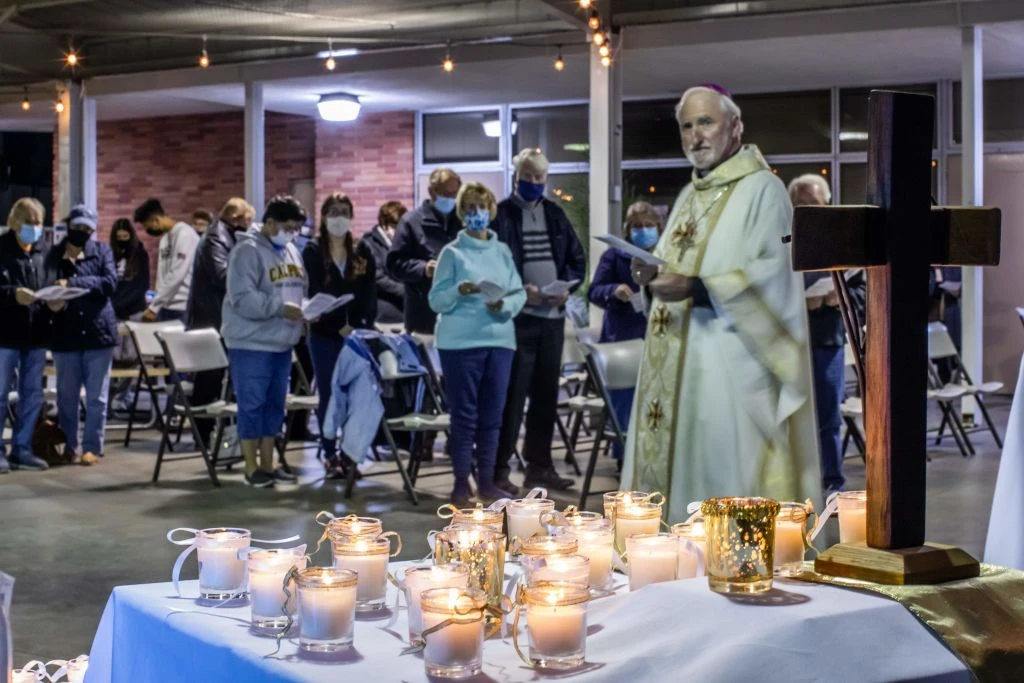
[429,182,526,506]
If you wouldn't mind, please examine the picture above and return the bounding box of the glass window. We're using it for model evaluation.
[840,83,937,152]
[416,170,507,206]
[622,167,690,219]
[511,105,589,164]
[546,173,590,264]
[732,90,831,155]
[765,162,834,202]
[953,78,1024,144]
[422,111,499,164]
[840,161,937,204]
[623,98,683,161]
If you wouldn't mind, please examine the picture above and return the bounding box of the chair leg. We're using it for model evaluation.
[578,412,607,510]
[934,412,948,446]
[184,405,221,487]
[123,369,144,447]
[556,415,582,476]
[975,396,1003,449]
[382,425,418,505]
[211,419,226,469]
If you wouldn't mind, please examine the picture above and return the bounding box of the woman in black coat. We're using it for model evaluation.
[109,218,150,321]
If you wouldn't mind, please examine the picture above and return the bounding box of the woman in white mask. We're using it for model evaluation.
[301,192,378,479]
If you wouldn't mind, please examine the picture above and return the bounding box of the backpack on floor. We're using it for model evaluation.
[32,415,72,467]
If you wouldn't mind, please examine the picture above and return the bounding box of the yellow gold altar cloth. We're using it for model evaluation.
[795,563,1024,682]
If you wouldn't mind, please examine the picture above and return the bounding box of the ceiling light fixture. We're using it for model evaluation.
[482,114,517,138]
[442,44,455,73]
[325,39,336,71]
[55,99,65,113]
[199,35,210,68]
[598,44,610,58]
[592,30,605,47]
[65,49,78,67]
[554,46,565,72]
[317,93,361,122]
[21,89,30,111]
[579,0,592,8]
[588,12,600,30]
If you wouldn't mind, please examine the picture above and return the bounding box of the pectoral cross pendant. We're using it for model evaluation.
[672,218,698,251]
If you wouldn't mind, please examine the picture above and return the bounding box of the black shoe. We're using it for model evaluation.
[273,466,298,483]
[524,467,574,491]
[245,470,275,488]
[493,475,519,497]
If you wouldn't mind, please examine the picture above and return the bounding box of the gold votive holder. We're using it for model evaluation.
[701,497,780,594]
[506,498,556,545]
[295,567,358,652]
[332,535,401,611]
[522,553,591,587]
[401,564,471,644]
[614,500,663,555]
[434,528,506,615]
[774,501,813,576]
[523,581,591,669]
[247,547,307,633]
[421,587,487,679]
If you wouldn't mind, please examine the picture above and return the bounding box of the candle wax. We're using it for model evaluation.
[422,609,482,665]
[839,507,867,544]
[507,509,546,542]
[677,542,703,579]
[198,546,245,591]
[628,548,677,590]
[774,520,806,568]
[405,568,468,640]
[527,603,586,657]
[615,514,661,551]
[334,552,389,602]
[250,569,291,618]
[299,585,356,640]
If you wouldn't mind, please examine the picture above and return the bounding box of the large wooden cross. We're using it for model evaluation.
[790,90,1000,584]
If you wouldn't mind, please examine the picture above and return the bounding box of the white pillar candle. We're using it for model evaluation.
[522,582,590,669]
[196,528,250,597]
[525,554,590,587]
[614,504,662,553]
[837,491,867,544]
[403,565,469,642]
[506,498,555,543]
[421,588,486,678]
[676,539,703,579]
[626,534,677,590]
[572,520,614,589]
[296,568,358,651]
[248,548,307,626]
[333,538,391,610]
[773,520,807,568]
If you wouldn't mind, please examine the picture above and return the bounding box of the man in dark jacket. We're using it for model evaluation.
[365,201,407,325]
[386,169,462,334]
[185,197,254,448]
[494,149,587,494]
[0,198,51,472]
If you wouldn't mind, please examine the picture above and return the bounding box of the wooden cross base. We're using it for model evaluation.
[814,542,980,585]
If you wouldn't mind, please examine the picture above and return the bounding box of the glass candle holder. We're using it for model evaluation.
[626,533,678,590]
[774,502,813,576]
[702,497,780,594]
[836,491,867,544]
[402,564,470,644]
[434,528,506,614]
[196,527,251,600]
[296,567,358,652]
[523,581,590,669]
[603,491,661,523]
[672,521,707,579]
[65,656,89,683]
[421,587,487,679]
[518,534,578,560]
[11,670,43,683]
[523,553,590,587]
[439,505,504,532]
[614,500,663,555]
[570,518,614,589]
[248,547,307,632]
[506,498,556,545]
[332,535,401,611]
[325,515,383,544]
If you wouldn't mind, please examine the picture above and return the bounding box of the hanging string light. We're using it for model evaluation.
[553,46,565,72]
[588,12,600,30]
[441,44,455,73]
[578,0,591,7]
[598,43,610,58]
[54,98,65,113]
[600,54,611,67]
[325,38,336,71]
[21,88,30,111]
[592,29,606,47]
[65,49,79,67]
[198,35,210,68]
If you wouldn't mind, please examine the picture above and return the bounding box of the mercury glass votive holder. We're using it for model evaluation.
[421,587,487,679]
[524,581,591,670]
[332,534,401,611]
[702,497,780,594]
[296,567,358,652]
[248,547,307,632]
[434,528,506,614]
[196,527,251,600]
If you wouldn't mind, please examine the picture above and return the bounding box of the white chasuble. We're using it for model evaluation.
[621,145,821,521]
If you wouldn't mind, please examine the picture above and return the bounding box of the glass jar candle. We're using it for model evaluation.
[519,534,578,560]
[65,656,89,683]
[434,528,506,614]
[523,553,590,587]
[671,521,707,579]
[570,518,614,589]
[196,527,250,600]
[332,535,401,611]
[702,497,780,594]
[603,491,661,523]
[836,491,867,544]
[296,567,358,652]
[248,547,307,632]
[614,500,663,555]
[774,502,812,576]
[523,581,590,669]
[439,505,504,532]
[402,564,470,644]
[626,533,678,590]
[11,670,43,683]
[325,515,383,544]
[420,587,487,679]
[506,498,556,544]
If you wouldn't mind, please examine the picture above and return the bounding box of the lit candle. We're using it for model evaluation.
[333,536,393,611]
[524,554,590,587]
[774,502,811,576]
[523,582,590,669]
[402,564,470,643]
[11,670,40,683]
[671,521,707,579]
[626,533,677,590]
[296,567,358,651]
[520,534,578,560]
[572,519,614,589]
[248,547,307,631]
[421,587,486,678]
[196,528,250,600]
[836,491,867,544]
[614,499,662,554]
[506,498,555,544]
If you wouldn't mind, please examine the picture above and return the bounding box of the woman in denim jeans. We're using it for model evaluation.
[42,205,119,466]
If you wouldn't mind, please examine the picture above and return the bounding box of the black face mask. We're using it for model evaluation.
[67,230,90,248]
[145,227,162,237]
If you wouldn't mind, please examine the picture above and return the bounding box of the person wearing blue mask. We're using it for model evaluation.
[588,201,665,468]
[0,198,51,472]
[386,167,463,335]
[429,182,526,506]
[493,148,586,495]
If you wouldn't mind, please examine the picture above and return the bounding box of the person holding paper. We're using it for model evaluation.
[134,198,199,323]
[0,198,51,472]
[493,148,586,494]
[302,192,377,479]
[429,182,526,505]
[42,205,119,467]
[222,195,308,488]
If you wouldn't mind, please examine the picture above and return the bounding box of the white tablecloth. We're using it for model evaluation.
[985,353,1024,569]
[84,567,969,683]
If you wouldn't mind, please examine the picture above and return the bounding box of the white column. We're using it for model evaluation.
[56,85,72,219]
[58,81,98,217]
[244,82,265,213]
[587,37,622,279]
[961,26,984,416]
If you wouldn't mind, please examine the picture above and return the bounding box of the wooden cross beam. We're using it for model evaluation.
[790,90,1000,582]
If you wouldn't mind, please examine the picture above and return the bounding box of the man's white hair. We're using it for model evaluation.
[675,86,743,125]
[787,174,833,204]
[513,148,550,175]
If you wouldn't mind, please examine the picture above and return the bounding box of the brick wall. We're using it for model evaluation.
[315,111,416,234]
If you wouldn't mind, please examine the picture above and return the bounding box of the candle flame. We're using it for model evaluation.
[355,539,368,551]
[472,509,485,521]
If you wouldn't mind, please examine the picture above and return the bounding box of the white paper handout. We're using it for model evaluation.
[630,291,645,313]
[474,280,507,303]
[32,286,90,302]
[541,279,580,297]
[595,234,666,266]
[301,292,354,321]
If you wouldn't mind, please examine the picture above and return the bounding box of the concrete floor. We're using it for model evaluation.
[0,398,1008,665]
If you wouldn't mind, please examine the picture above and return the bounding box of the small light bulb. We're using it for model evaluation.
[21,98,30,111]
[66,51,78,66]
[442,55,454,72]
[325,56,336,71]
[600,55,611,67]
[598,44,610,57]
[588,15,600,30]
[592,31,605,47]
[55,100,65,113]
[199,49,210,68]
[554,49,565,72]
[579,0,591,7]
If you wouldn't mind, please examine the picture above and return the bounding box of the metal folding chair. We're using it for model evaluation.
[122,320,184,450]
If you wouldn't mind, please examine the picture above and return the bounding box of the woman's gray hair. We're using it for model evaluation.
[674,86,743,124]
[787,173,833,204]
[512,148,550,176]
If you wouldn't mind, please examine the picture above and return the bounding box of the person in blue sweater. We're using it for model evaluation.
[429,182,526,506]
[587,200,664,466]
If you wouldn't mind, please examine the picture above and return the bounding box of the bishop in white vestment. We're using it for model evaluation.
[621,86,821,521]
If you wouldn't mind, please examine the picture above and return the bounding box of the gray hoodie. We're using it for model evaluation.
[221,233,307,352]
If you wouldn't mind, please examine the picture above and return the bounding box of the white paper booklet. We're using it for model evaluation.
[541,279,580,297]
[32,286,89,302]
[474,280,507,303]
[595,234,666,266]
[301,293,354,320]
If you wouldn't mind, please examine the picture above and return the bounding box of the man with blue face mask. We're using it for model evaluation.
[386,167,463,335]
[0,197,51,472]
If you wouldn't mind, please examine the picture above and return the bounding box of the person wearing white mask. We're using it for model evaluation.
[302,192,377,479]
[222,194,309,488]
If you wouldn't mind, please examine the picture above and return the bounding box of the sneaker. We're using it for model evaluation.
[10,453,50,471]
[0,455,10,474]
[245,470,275,488]
[80,452,100,467]
[523,467,574,491]
[273,466,298,483]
